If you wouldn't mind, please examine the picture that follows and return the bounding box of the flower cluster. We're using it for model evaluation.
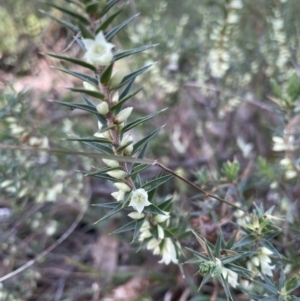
[129,209,178,265]
[246,247,275,277]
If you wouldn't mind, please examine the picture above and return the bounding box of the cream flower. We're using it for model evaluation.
[222,268,238,288]
[158,238,178,265]
[246,247,275,277]
[129,188,151,213]
[111,190,124,202]
[82,31,114,66]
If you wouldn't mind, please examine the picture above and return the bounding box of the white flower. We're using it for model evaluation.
[159,238,178,265]
[128,212,145,220]
[115,107,133,124]
[246,247,275,277]
[222,268,238,288]
[147,237,161,250]
[272,136,287,151]
[111,190,124,202]
[82,31,114,66]
[107,170,127,179]
[129,188,151,213]
[96,102,109,115]
[114,182,131,192]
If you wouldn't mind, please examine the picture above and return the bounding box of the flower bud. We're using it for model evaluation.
[83,81,98,91]
[260,247,273,256]
[109,71,124,89]
[123,144,133,155]
[114,182,131,192]
[112,92,119,105]
[102,130,112,141]
[115,107,133,124]
[107,170,127,179]
[154,212,170,223]
[96,102,109,115]
[102,158,119,167]
[128,212,145,220]
[157,225,165,239]
[121,134,133,146]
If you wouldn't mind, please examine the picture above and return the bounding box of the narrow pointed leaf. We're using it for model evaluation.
[100,63,114,84]
[215,234,222,258]
[147,170,163,203]
[119,78,135,100]
[65,0,85,9]
[198,274,212,292]
[226,231,238,249]
[206,241,214,261]
[101,0,121,17]
[55,67,98,86]
[51,100,98,114]
[132,219,145,242]
[112,220,136,234]
[132,127,162,155]
[144,204,168,215]
[91,202,120,208]
[130,143,148,182]
[82,140,113,154]
[142,174,172,191]
[157,197,173,211]
[39,10,79,32]
[260,239,282,258]
[105,13,139,41]
[114,44,158,61]
[115,64,152,90]
[78,22,94,39]
[116,141,133,153]
[45,52,96,71]
[42,2,90,24]
[85,1,100,15]
[111,87,143,112]
[122,108,167,133]
[84,166,119,176]
[233,234,256,248]
[96,8,123,33]
[129,164,149,176]
[218,274,233,301]
[253,280,278,294]
[81,95,107,125]
[68,88,104,99]
[64,136,112,145]
[134,173,142,188]
[94,202,123,224]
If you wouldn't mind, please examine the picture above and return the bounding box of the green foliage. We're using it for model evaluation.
[2,0,300,300]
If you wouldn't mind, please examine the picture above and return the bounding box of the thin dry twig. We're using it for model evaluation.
[0,203,88,283]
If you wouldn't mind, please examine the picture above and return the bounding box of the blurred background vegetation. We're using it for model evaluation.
[0,0,300,300]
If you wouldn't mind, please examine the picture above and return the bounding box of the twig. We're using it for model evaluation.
[0,204,88,283]
[153,161,247,213]
[0,143,246,212]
